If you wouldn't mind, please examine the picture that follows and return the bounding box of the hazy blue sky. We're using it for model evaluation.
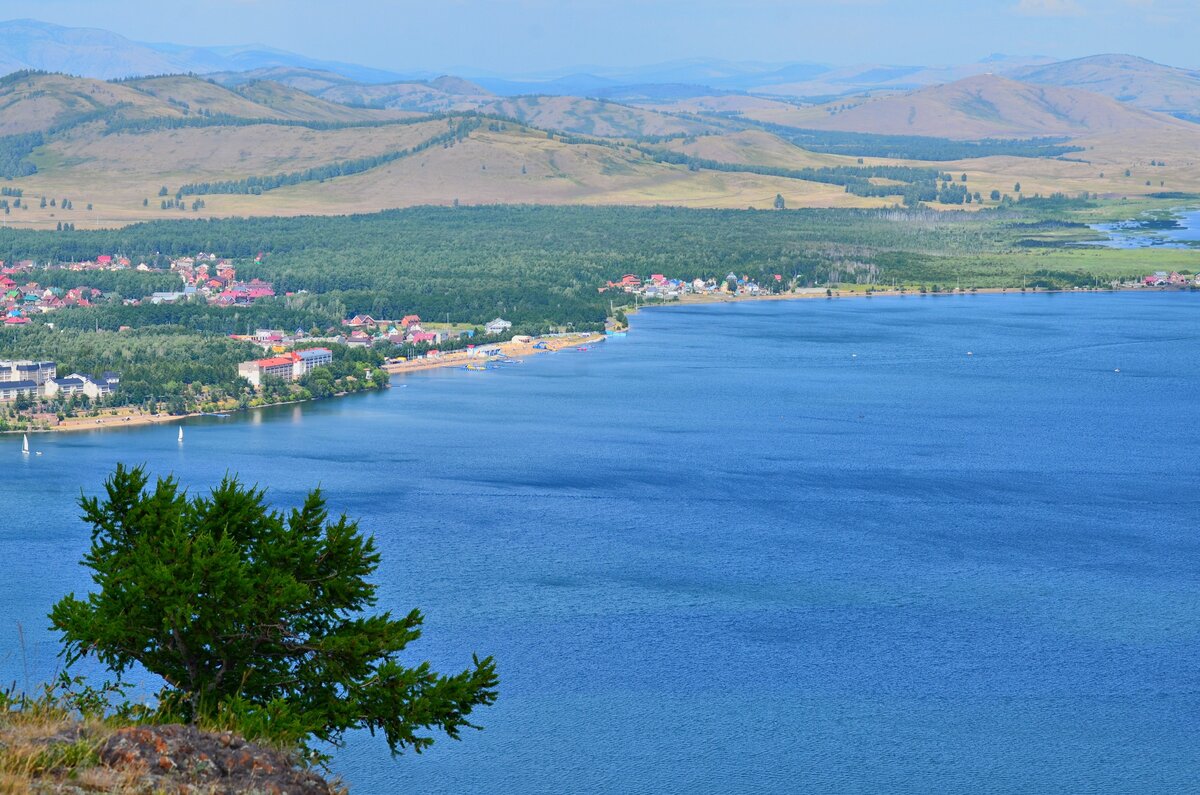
[9,0,1197,74]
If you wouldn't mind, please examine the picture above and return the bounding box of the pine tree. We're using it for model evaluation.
[50,466,498,755]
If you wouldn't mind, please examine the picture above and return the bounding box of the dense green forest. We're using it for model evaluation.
[0,204,1114,328]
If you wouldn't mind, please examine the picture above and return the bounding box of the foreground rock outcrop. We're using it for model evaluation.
[2,721,340,794]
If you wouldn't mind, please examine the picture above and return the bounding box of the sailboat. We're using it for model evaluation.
[22,434,29,455]
[178,426,184,443]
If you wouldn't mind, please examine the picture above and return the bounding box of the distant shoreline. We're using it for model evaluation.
[646,282,1194,310]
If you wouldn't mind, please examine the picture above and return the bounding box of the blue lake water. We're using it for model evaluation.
[3,292,1200,793]
[1088,207,1200,248]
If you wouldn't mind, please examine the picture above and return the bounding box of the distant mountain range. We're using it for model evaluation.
[0,18,416,83]
[4,18,1200,123]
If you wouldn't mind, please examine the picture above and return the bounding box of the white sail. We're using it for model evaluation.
[22,434,29,454]
[178,427,184,442]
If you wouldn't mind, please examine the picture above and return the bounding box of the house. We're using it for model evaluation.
[346,330,373,348]
[485,318,512,335]
[0,380,37,402]
[401,314,421,328]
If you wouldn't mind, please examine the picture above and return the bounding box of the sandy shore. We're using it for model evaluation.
[382,332,606,376]
[671,284,1167,306]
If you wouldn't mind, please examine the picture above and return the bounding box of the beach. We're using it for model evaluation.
[381,331,606,375]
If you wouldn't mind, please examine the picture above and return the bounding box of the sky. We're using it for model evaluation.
[4,0,1197,75]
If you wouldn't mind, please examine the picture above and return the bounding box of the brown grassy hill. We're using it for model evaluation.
[126,74,300,119]
[228,126,890,212]
[790,75,1191,139]
[655,129,851,169]
[234,79,414,121]
[207,66,356,94]
[0,71,184,134]
[317,80,490,113]
[34,119,452,182]
[1010,54,1200,120]
[479,96,716,138]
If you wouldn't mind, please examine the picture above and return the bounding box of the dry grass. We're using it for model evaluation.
[0,705,141,794]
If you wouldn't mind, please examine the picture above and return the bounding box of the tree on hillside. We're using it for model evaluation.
[774,193,786,210]
[50,465,498,755]
[1013,182,1021,193]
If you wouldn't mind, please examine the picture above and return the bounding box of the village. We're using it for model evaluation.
[1,252,278,324]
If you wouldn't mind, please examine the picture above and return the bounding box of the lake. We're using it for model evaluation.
[1088,207,1200,248]
[3,292,1199,794]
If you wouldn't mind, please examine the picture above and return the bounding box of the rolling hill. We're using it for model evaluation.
[0,63,1198,229]
[0,71,186,135]
[477,96,718,138]
[1010,54,1200,121]
[314,77,493,113]
[788,74,1191,139]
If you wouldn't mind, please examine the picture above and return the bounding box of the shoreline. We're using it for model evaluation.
[676,283,1191,305]
[625,282,1194,315]
[6,332,607,435]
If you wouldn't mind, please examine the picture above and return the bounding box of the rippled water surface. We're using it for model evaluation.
[3,292,1199,793]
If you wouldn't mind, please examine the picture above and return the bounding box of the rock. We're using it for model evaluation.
[96,724,336,794]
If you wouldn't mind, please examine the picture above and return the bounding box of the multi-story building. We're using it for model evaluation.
[43,373,116,400]
[0,380,38,402]
[0,360,56,384]
[238,348,333,388]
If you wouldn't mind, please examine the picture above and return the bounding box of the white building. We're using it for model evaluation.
[43,373,115,400]
[0,380,38,401]
[0,360,56,384]
[485,318,512,335]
